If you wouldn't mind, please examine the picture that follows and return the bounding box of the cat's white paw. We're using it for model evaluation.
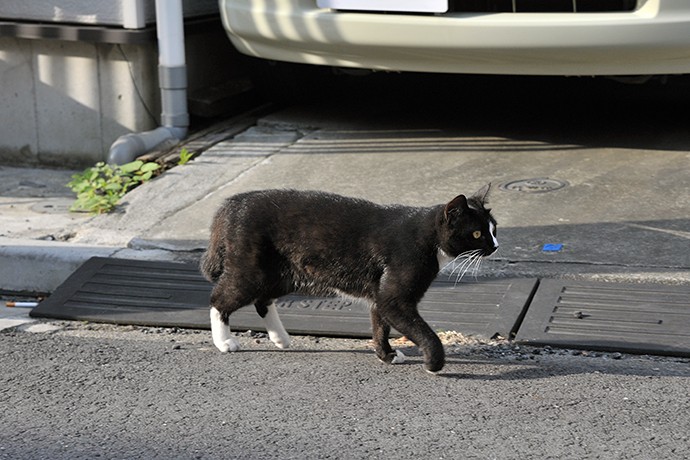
[264,303,291,349]
[269,331,291,349]
[215,337,241,353]
[210,307,240,353]
[391,349,407,364]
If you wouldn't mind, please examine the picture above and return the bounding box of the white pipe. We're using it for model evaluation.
[156,0,186,67]
[108,0,189,164]
[108,126,184,164]
[122,0,146,29]
[155,0,188,130]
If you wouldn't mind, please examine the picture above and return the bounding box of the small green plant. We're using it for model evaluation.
[68,160,160,214]
[177,148,194,166]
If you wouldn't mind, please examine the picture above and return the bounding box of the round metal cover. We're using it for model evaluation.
[30,198,73,214]
[499,178,568,193]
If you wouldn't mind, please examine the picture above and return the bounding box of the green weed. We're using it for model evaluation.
[68,160,160,214]
[177,148,194,166]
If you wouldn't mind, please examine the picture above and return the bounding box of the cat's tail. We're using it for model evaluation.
[200,218,226,283]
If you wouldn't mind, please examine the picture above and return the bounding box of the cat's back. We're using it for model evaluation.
[222,189,391,221]
[217,189,413,244]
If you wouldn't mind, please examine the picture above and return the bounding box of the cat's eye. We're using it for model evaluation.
[472,231,482,239]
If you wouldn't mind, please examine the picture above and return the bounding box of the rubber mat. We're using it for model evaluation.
[515,280,690,357]
[30,257,536,339]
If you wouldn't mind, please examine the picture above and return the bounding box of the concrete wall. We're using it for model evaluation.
[0,37,159,167]
[0,0,218,27]
[0,1,241,167]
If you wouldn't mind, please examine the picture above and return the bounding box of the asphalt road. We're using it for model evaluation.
[1,323,689,459]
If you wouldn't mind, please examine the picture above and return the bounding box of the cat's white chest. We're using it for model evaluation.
[437,248,454,272]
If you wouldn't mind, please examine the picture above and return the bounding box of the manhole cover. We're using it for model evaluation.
[30,198,73,214]
[500,178,568,193]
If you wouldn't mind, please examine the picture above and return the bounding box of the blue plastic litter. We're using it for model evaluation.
[543,244,563,252]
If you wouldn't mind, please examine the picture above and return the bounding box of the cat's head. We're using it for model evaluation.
[439,184,498,258]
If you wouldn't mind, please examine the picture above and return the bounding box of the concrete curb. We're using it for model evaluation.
[0,237,189,293]
[0,237,119,293]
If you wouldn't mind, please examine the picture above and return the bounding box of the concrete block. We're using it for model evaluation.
[0,38,161,166]
[97,42,160,156]
[0,14,240,167]
[0,0,220,27]
[0,237,117,293]
[0,38,38,163]
[33,40,103,165]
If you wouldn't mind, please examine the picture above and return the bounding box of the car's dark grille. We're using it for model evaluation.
[448,0,637,12]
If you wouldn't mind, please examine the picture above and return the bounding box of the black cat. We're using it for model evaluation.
[201,185,498,373]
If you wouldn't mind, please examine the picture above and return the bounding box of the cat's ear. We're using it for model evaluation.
[444,194,469,221]
[472,183,492,205]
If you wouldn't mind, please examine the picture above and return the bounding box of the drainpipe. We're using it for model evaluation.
[108,0,189,164]
[122,0,146,29]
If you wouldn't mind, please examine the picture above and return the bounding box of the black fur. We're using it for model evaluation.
[201,186,497,372]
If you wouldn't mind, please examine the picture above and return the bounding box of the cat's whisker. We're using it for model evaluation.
[446,249,481,279]
[444,249,479,266]
[441,257,460,274]
[440,251,468,274]
[470,255,483,281]
[442,251,468,276]
[454,259,474,286]
[453,250,484,286]
[451,260,472,283]
[447,254,471,277]
[469,251,484,279]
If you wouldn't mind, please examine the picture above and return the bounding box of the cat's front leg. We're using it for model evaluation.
[370,307,407,365]
[377,300,445,373]
[210,307,241,352]
[256,302,291,349]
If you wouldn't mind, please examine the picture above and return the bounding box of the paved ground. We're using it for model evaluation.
[1,320,689,460]
[1,75,689,459]
[2,77,689,292]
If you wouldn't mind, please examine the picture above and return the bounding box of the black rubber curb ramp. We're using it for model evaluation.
[515,279,690,357]
[30,257,535,339]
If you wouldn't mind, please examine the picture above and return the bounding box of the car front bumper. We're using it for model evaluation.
[220,0,690,75]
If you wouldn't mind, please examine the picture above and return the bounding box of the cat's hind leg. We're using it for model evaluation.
[210,306,240,352]
[255,300,291,349]
[370,307,406,365]
[209,277,255,353]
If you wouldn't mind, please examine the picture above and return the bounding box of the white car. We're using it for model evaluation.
[220,0,690,76]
